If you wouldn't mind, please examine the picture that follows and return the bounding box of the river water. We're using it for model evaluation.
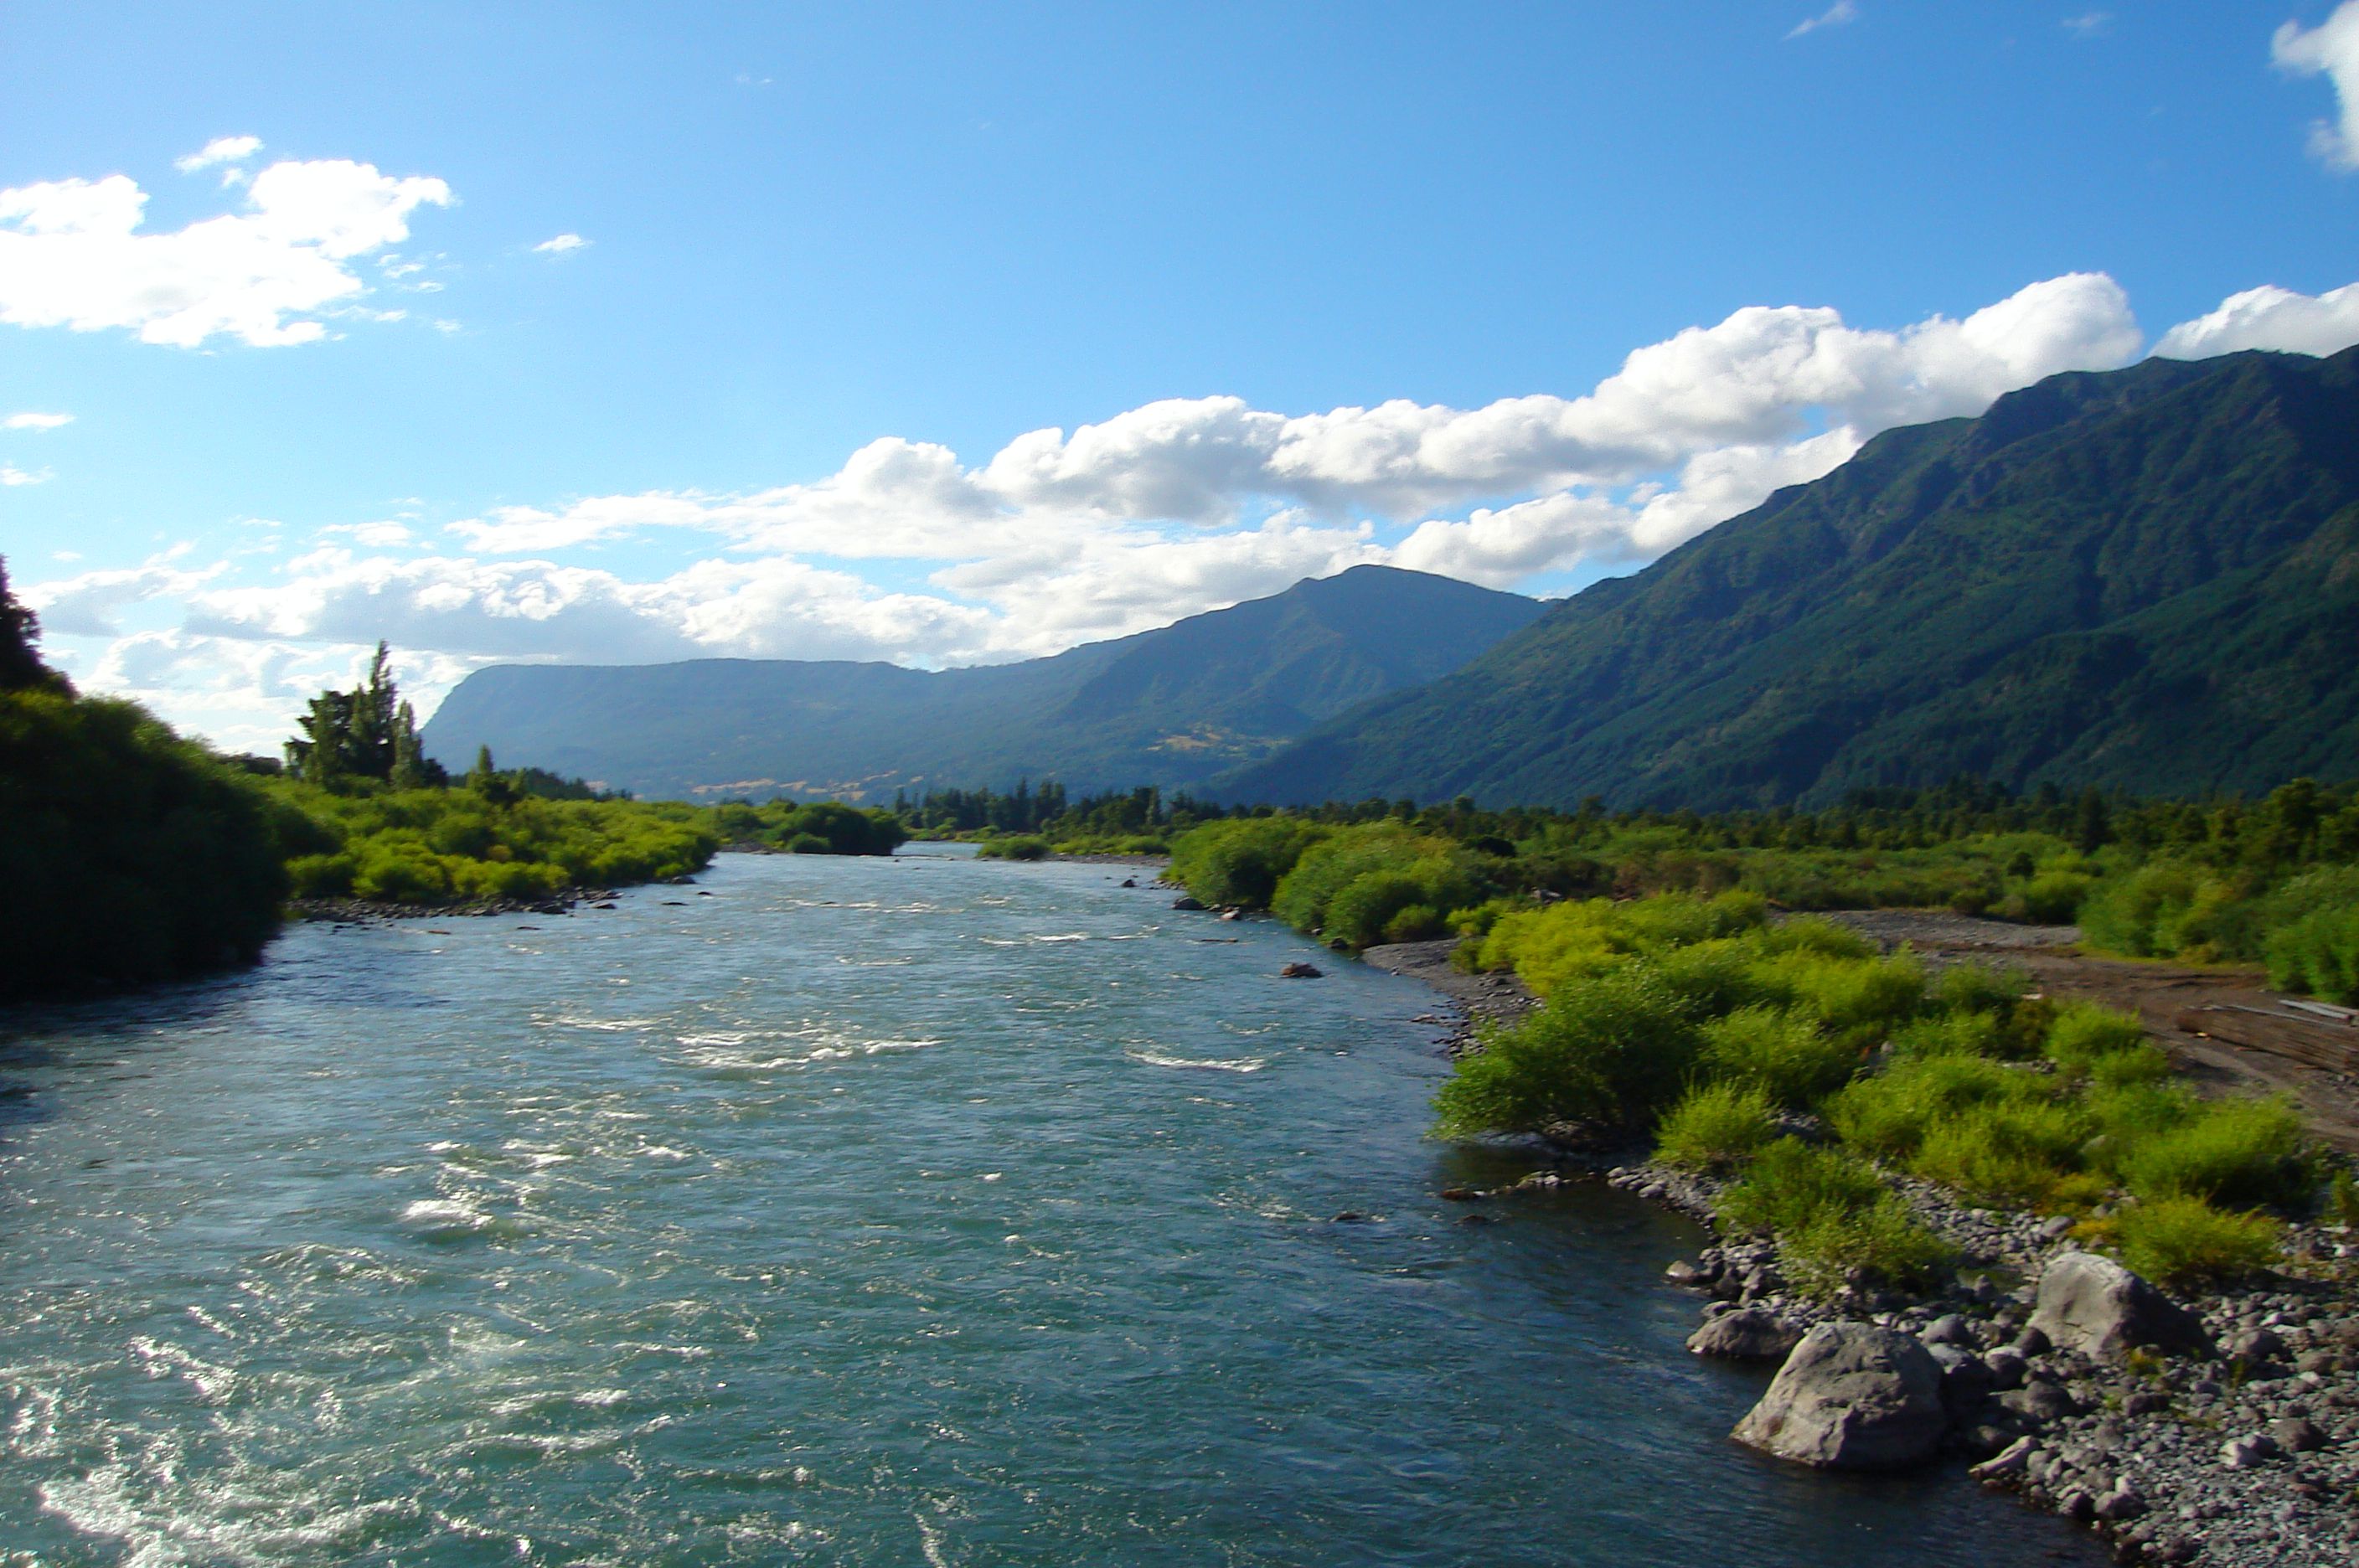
[0,848,2103,1566]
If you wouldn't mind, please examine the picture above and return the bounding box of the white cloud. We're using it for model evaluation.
[2275,2,2359,171]
[20,557,219,635]
[4,410,73,431]
[2153,280,2359,358]
[0,157,452,348]
[533,233,589,255]
[2062,12,2112,39]
[1786,3,1857,40]
[175,136,261,174]
[1,463,50,486]
[48,268,2327,751]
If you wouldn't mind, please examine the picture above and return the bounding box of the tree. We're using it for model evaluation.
[284,642,437,787]
[0,557,69,694]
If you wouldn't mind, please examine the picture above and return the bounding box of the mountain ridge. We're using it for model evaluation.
[420,565,1545,801]
[1220,347,2359,809]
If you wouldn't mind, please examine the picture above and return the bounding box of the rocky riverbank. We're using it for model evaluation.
[1360,931,2359,1566]
[287,882,668,924]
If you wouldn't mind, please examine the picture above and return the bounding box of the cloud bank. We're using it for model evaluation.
[34,267,2359,755]
[2275,1,2359,170]
[0,156,450,347]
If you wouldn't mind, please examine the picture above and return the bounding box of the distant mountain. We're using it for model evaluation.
[420,565,1544,802]
[1223,347,2359,809]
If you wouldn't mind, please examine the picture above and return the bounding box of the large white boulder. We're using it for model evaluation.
[1732,1323,1949,1470]
[2027,1251,2212,1361]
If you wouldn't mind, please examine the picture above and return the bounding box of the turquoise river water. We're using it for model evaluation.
[0,848,2107,1566]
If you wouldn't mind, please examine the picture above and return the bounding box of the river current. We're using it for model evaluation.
[0,848,2103,1566]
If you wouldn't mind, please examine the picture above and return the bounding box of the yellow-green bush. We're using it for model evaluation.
[1654,1081,1779,1172]
[1696,1005,1858,1107]
[2108,1197,2283,1287]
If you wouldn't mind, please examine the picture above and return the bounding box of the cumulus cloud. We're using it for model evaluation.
[5,410,73,431]
[49,267,2323,750]
[2275,2,2359,170]
[2062,13,2112,39]
[2153,281,2359,358]
[175,136,262,173]
[1,463,50,486]
[0,157,452,347]
[533,233,589,254]
[1787,3,1857,40]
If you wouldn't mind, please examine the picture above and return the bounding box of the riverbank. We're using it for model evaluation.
[1356,914,2359,1567]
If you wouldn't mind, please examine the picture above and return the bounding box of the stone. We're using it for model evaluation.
[1664,1259,1705,1287]
[1929,1347,1994,1415]
[1969,1436,2036,1481]
[2012,1325,2051,1357]
[1171,895,1206,911]
[2026,1251,2212,1362]
[2221,1434,2279,1469]
[1982,1345,2029,1390]
[1688,1308,1803,1362]
[1999,1378,2080,1425]
[2095,1485,2146,1521]
[1731,1323,1948,1471]
[2270,1416,2329,1453]
[2227,1327,2288,1362]
[1278,962,1323,978]
[1922,1313,1973,1347]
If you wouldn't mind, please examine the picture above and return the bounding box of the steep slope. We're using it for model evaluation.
[420,565,1542,801]
[1223,348,2359,808]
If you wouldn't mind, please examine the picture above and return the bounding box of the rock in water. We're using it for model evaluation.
[1688,1308,1803,1362]
[1278,962,1324,978]
[2026,1251,2212,1361]
[1732,1323,1948,1471]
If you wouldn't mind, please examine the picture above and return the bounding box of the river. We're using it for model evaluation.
[0,848,2104,1565]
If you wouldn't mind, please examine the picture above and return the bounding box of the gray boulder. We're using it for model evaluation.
[2026,1251,2212,1361]
[1732,1323,1948,1470]
[1688,1308,1803,1361]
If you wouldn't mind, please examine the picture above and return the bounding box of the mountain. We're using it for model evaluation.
[420,565,1544,802]
[1222,347,2359,809]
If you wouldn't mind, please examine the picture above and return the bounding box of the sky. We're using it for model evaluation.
[4,1,2358,755]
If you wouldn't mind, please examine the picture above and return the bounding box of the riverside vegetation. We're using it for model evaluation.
[0,567,895,1000]
[1156,792,2358,1293]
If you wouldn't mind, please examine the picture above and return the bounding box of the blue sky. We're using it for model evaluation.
[5,1,2357,751]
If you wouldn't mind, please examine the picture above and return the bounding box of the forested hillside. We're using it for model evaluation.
[421,565,1541,802]
[1224,348,2359,809]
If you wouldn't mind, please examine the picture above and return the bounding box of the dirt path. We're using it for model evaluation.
[1813,910,2359,1154]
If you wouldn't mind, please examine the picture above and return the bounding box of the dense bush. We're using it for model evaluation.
[1696,1005,1858,1107]
[1654,1082,1778,1172]
[1432,962,1701,1134]
[1167,817,1331,910]
[2106,1198,2284,1287]
[978,835,1050,861]
[1717,1138,1952,1294]
[1,689,288,998]
[1267,825,1490,948]
[269,781,720,903]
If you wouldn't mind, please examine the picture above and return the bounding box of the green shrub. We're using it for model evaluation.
[1380,903,1445,944]
[1753,949,1925,1047]
[1432,963,1701,1135]
[1697,1005,1858,1107]
[2265,902,2359,1004]
[286,852,357,897]
[1716,1137,1951,1295]
[1755,915,1877,961]
[1929,962,2028,1016]
[2012,871,2094,924]
[1654,1081,1779,1172]
[978,835,1050,861]
[1782,1194,1955,1297]
[2110,1197,2282,1287]
[1270,826,1488,949]
[2116,1095,2307,1209]
[782,833,832,854]
[1908,1100,2090,1210]
[1887,1009,2006,1059]
[2044,1002,2148,1068]
[1825,1054,2043,1158]
[1168,817,1330,910]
